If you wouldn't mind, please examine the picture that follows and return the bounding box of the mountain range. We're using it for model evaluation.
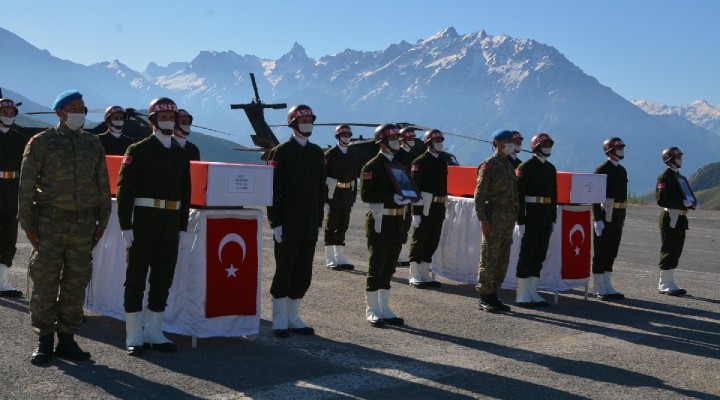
[1,25,718,193]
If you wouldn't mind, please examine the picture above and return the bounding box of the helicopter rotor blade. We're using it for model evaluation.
[191,124,233,136]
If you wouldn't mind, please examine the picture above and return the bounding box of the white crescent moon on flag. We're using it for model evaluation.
[568,224,585,247]
[218,233,247,263]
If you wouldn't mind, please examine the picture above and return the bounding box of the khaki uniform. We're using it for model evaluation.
[0,125,28,267]
[409,151,447,263]
[360,153,405,291]
[592,160,628,273]
[656,168,693,270]
[324,145,357,246]
[474,153,519,295]
[18,125,111,336]
[267,137,325,299]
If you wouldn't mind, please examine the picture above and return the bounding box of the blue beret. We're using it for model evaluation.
[492,129,514,141]
[52,90,83,110]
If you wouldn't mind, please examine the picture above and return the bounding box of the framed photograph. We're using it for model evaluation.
[675,175,697,206]
[385,163,420,201]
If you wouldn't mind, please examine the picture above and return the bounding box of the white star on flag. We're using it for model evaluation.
[225,264,238,278]
[574,246,580,256]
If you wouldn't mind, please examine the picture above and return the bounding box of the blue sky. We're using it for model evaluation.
[2,0,718,106]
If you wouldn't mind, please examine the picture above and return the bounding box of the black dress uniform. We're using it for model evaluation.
[360,153,406,292]
[117,135,191,313]
[516,156,557,278]
[97,130,135,156]
[592,160,628,273]
[656,167,692,271]
[508,154,522,169]
[0,125,28,272]
[324,145,357,246]
[267,137,325,300]
[394,147,414,263]
[181,140,201,161]
[409,152,447,265]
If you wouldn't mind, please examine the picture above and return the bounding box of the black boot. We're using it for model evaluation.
[478,294,500,313]
[55,332,91,361]
[30,333,55,365]
[489,293,511,312]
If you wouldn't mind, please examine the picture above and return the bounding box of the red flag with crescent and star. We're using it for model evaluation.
[560,208,591,279]
[206,218,258,318]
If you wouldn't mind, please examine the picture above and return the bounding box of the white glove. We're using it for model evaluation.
[413,198,424,206]
[517,224,525,235]
[594,221,604,237]
[324,203,330,215]
[393,194,411,205]
[179,231,195,249]
[667,210,679,229]
[683,200,693,208]
[412,215,421,228]
[273,226,283,243]
[121,230,134,248]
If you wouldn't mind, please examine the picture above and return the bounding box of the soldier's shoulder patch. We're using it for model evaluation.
[480,162,489,170]
[411,164,420,172]
[515,168,523,177]
[657,182,665,189]
[268,160,277,167]
[362,172,373,180]
[122,155,132,165]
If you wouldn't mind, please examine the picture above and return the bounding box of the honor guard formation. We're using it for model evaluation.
[0,90,700,364]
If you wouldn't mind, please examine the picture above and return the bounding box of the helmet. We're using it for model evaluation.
[530,133,554,152]
[148,97,178,121]
[178,109,194,124]
[104,105,127,122]
[287,104,316,128]
[399,126,417,142]
[335,124,352,138]
[511,131,523,143]
[0,98,19,116]
[603,137,625,154]
[423,129,444,144]
[661,147,683,164]
[374,123,400,145]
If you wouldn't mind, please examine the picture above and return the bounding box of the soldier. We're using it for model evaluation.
[324,124,357,271]
[18,90,111,364]
[394,126,417,268]
[656,147,695,296]
[360,123,418,327]
[591,137,628,300]
[408,129,446,289]
[117,97,192,356]
[267,104,324,338]
[0,98,28,297]
[97,106,135,156]
[475,129,519,313]
[508,131,523,168]
[514,133,557,308]
[173,109,201,161]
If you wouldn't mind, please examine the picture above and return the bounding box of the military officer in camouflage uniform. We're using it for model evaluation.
[656,146,695,296]
[323,124,357,271]
[394,126,417,268]
[474,129,519,313]
[97,105,135,156]
[267,104,325,338]
[173,109,201,161]
[18,90,111,364]
[508,131,523,169]
[591,137,628,300]
[0,98,28,297]
[408,129,447,289]
[117,97,191,356]
[361,123,418,327]
[514,133,557,308]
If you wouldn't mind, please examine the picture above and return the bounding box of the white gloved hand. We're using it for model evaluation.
[324,203,330,215]
[517,224,525,235]
[413,198,424,206]
[683,200,693,208]
[179,231,195,249]
[121,230,134,248]
[594,220,604,237]
[412,215,421,228]
[393,194,411,205]
[273,226,283,243]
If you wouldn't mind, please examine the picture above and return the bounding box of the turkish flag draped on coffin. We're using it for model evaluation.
[560,208,592,280]
[206,218,259,318]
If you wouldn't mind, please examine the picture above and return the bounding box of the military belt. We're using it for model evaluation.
[336,181,352,189]
[613,202,627,209]
[39,205,94,222]
[0,171,19,179]
[432,196,446,203]
[382,208,405,216]
[664,208,688,216]
[134,197,181,210]
[524,196,552,204]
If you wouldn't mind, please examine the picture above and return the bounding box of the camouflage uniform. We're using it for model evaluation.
[18,124,111,336]
[474,153,519,295]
